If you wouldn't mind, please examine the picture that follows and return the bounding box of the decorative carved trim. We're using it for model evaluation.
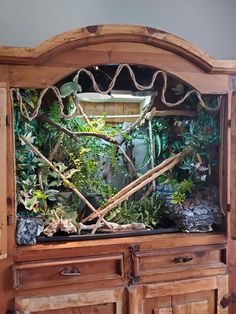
[0,25,235,73]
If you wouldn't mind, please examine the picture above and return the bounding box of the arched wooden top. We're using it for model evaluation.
[0,24,236,74]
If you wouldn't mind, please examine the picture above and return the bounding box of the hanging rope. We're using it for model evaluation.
[11,63,222,122]
[73,64,222,112]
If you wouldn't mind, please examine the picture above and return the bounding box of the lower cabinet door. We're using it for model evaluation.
[15,287,125,314]
[25,303,115,314]
[129,275,228,314]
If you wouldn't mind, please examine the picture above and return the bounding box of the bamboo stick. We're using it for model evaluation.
[93,157,180,219]
[82,151,182,224]
[90,156,181,234]
[85,152,183,227]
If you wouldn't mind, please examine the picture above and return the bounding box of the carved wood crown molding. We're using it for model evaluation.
[0,24,235,74]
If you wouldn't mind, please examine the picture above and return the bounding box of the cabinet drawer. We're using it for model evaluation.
[131,244,226,278]
[13,253,124,290]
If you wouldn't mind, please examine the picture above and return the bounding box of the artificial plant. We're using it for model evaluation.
[13,65,222,236]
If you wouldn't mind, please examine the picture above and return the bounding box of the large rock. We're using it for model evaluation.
[16,217,44,245]
[156,183,223,232]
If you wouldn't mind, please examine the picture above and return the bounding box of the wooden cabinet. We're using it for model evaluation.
[0,25,236,313]
[13,233,227,314]
[129,276,228,314]
[15,288,125,314]
[13,254,124,290]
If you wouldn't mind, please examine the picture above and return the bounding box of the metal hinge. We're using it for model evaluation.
[221,293,236,308]
[228,119,231,128]
[6,114,10,126]
[128,245,140,285]
[7,215,13,225]
[128,271,139,285]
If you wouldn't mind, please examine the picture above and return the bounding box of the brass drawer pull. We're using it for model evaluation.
[173,256,193,263]
[60,266,81,276]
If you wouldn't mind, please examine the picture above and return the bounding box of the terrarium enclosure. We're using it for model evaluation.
[13,63,226,244]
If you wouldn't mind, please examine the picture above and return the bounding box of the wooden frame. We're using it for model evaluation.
[0,24,235,313]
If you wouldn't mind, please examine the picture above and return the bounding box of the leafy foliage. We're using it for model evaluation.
[106,195,164,228]
[14,83,221,233]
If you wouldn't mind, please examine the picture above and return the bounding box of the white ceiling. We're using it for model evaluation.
[0,0,236,59]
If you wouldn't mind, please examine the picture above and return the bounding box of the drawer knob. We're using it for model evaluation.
[60,266,81,276]
[173,256,193,263]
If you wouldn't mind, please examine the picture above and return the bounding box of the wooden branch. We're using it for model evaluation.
[89,156,181,234]
[141,183,154,200]
[82,151,184,226]
[19,135,112,229]
[74,97,94,128]
[79,222,146,231]
[118,145,137,178]
[94,157,180,220]
[38,114,137,179]
[38,136,63,190]
[37,115,118,145]
[82,151,182,224]
[48,136,63,162]
[122,99,154,135]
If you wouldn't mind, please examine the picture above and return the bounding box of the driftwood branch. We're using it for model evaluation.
[79,222,146,231]
[121,97,155,136]
[82,151,182,224]
[118,145,137,178]
[37,136,63,190]
[37,114,137,178]
[88,154,182,234]
[19,135,112,229]
[37,115,118,145]
[82,151,186,233]
[74,97,94,128]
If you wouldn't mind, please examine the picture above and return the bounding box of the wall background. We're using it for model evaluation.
[0,0,235,59]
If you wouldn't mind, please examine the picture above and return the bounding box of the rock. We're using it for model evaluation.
[156,183,223,233]
[16,217,44,245]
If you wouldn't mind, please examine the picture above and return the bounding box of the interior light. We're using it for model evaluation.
[76,92,111,102]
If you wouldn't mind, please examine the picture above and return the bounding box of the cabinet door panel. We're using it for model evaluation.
[172,290,214,314]
[173,300,208,314]
[130,276,228,314]
[15,288,124,314]
[33,303,115,314]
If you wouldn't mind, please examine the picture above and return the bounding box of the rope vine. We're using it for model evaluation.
[11,63,222,123]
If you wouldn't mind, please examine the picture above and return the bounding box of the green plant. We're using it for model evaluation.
[106,195,164,228]
[179,179,194,193]
[14,83,221,232]
[171,191,186,205]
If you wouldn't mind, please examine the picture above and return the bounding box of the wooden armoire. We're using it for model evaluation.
[0,24,236,314]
